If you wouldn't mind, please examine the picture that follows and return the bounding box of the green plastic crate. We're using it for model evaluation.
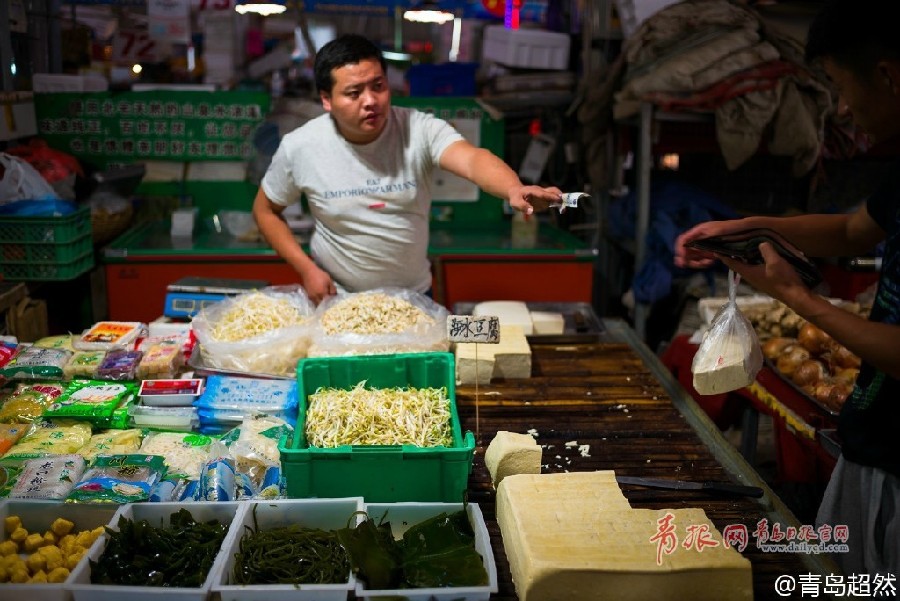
[281,352,476,502]
[0,233,92,265]
[0,206,92,243]
[0,250,94,281]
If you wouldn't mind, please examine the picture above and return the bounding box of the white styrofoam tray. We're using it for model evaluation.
[67,501,242,601]
[355,502,498,601]
[0,499,118,601]
[212,497,363,601]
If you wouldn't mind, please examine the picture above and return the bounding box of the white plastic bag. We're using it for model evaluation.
[691,271,763,395]
[308,287,449,357]
[192,285,315,376]
[0,153,58,203]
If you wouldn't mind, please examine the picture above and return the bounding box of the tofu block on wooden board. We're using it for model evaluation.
[492,325,532,379]
[455,342,495,385]
[473,300,534,334]
[484,431,542,488]
[530,310,565,335]
[455,325,532,384]
[496,471,753,601]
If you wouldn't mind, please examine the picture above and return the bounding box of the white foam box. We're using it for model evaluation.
[0,499,118,601]
[482,25,571,70]
[67,501,242,601]
[356,502,498,601]
[211,497,363,601]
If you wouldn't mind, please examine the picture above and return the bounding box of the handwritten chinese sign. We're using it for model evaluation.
[447,315,500,344]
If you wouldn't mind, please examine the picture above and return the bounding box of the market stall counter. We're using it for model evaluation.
[458,319,838,601]
[102,220,593,323]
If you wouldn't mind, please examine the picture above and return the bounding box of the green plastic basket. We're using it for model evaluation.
[280,352,476,502]
[0,251,94,281]
[0,206,92,244]
[0,233,92,265]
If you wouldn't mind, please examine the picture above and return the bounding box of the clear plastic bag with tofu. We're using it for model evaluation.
[691,271,763,395]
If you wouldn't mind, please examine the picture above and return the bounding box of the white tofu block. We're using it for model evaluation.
[455,325,531,384]
[492,325,532,379]
[530,311,565,335]
[484,431,542,488]
[473,300,534,334]
[455,343,495,385]
[496,472,753,601]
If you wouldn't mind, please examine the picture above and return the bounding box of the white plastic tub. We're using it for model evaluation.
[482,25,571,70]
[0,499,118,601]
[211,497,363,601]
[355,502,498,601]
[67,502,241,601]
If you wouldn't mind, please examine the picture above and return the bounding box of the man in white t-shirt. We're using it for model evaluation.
[253,34,563,304]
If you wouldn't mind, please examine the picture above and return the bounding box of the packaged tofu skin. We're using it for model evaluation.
[691,271,763,395]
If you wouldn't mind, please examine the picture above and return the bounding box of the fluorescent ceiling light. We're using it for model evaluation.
[235,1,287,16]
[403,0,454,24]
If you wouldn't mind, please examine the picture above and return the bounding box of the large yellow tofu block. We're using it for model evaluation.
[497,472,753,601]
[455,325,532,384]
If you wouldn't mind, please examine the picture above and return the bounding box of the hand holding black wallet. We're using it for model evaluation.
[684,228,823,288]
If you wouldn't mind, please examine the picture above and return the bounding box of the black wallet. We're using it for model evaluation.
[685,228,823,288]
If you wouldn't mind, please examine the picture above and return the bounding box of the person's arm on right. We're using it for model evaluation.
[252,188,336,304]
[674,207,883,269]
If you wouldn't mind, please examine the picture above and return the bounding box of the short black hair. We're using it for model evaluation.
[313,34,387,94]
[806,0,900,72]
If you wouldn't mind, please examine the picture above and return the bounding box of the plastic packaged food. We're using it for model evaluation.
[1,419,92,461]
[192,285,315,376]
[199,451,237,502]
[96,349,143,381]
[195,376,298,422]
[8,454,86,499]
[139,378,203,406]
[67,453,167,504]
[128,405,198,431]
[43,380,137,424]
[135,344,183,379]
[0,342,17,369]
[0,423,29,455]
[139,431,214,479]
[0,386,55,423]
[79,428,144,461]
[74,321,145,351]
[64,350,107,379]
[33,335,76,351]
[0,346,72,380]
[0,463,20,496]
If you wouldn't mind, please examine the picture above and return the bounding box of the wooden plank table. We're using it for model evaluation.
[456,319,840,601]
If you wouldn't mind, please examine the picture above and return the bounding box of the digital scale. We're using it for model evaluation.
[163,276,270,318]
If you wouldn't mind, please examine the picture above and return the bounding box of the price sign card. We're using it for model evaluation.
[447,315,500,344]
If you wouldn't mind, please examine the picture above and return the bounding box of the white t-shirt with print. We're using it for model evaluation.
[262,106,464,293]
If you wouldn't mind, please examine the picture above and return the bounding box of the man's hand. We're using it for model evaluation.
[674,219,754,269]
[720,242,811,307]
[507,185,563,214]
[299,263,337,305]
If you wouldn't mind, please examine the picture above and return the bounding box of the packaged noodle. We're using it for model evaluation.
[220,415,291,498]
[2,419,92,462]
[33,335,75,351]
[64,350,107,379]
[79,429,143,461]
[96,349,143,381]
[0,423,29,455]
[0,346,72,380]
[139,431,214,479]
[67,454,166,504]
[8,454,85,499]
[43,380,137,425]
[136,344,183,379]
